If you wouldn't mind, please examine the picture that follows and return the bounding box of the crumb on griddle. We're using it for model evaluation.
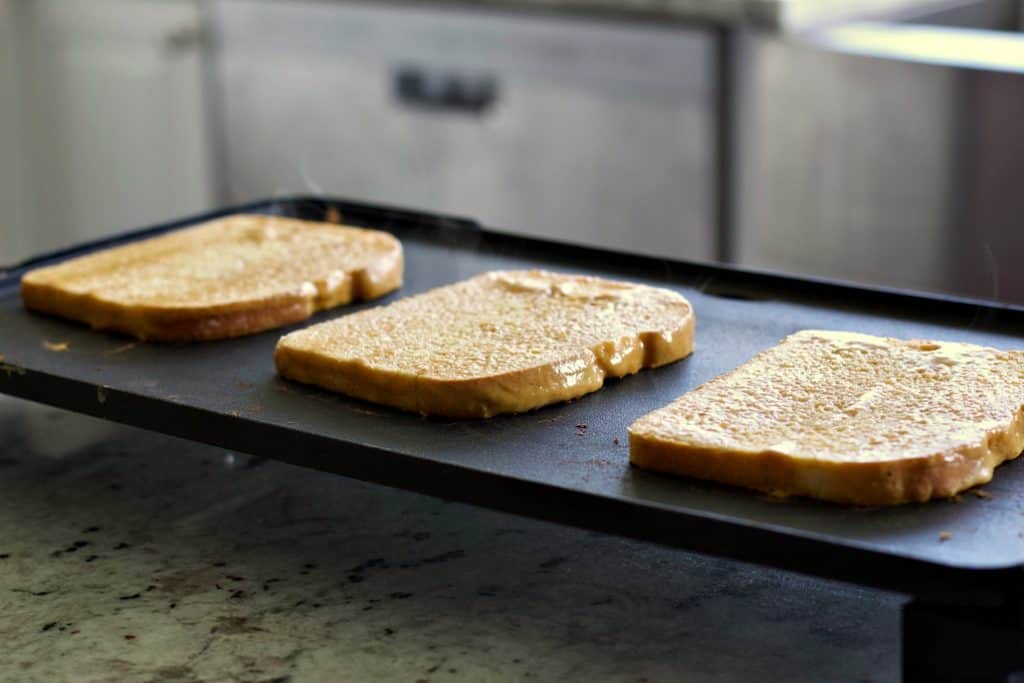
[939,531,952,542]
[351,405,383,417]
[105,342,136,355]
[42,340,69,352]
[613,437,619,445]
[973,489,993,499]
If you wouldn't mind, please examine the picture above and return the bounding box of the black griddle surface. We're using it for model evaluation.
[3,197,1024,602]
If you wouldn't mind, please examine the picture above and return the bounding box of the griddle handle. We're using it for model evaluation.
[393,65,499,115]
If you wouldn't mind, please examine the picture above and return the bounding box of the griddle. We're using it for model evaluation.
[2,198,1024,681]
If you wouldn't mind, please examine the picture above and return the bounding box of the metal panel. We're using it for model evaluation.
[734,35,959,295]
[212,0,716,262]
[735,22,1024,305]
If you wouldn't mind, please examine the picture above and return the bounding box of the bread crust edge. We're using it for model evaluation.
[628,405,1024,505]
[275,304,695,419]
[19,239,403,342]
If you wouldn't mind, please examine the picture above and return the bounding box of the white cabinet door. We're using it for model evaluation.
[214,0,715,263]
[2,0,213,263]
[0,1,28,264]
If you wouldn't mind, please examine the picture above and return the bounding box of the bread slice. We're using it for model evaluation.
[20,214,403,341]
[275,269,695,418]
[629,330,1024,505]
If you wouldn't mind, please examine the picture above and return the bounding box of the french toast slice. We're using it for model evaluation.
[275,270,695,418]
[20,214,403,341]
[629,330,1024,505]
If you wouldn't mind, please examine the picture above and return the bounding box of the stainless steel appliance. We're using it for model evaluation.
[733,1,1024,302]
[211,0,717,262]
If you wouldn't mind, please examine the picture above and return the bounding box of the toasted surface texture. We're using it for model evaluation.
[20,214,403,341]
[275,270,695,418]
[629,330,1024,505]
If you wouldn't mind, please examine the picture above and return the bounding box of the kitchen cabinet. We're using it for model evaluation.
[0,2,27,264]
[0,0,213,264]
[734,10,1024,303]
[734,36,958,294]
[212,0,716,263]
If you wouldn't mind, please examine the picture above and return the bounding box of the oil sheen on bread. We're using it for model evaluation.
[275,269,695,418]
[20,214,403,342]
[629,330,1024,505]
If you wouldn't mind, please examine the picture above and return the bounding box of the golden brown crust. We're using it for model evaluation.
[275,270,696,418]
[19,215,403,342]
[628,330,1024,505]
[629,417,1024,505]
[276,324,694,419]
[21,280,316,342]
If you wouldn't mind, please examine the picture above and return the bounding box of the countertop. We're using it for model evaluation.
[392,0,956,31]
[0,396,902,682]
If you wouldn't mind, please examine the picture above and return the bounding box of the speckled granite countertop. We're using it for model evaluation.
[0,396,901,682]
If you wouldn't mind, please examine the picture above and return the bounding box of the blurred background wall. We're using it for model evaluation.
[0,0,213,262]
[1,0,1022,303]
